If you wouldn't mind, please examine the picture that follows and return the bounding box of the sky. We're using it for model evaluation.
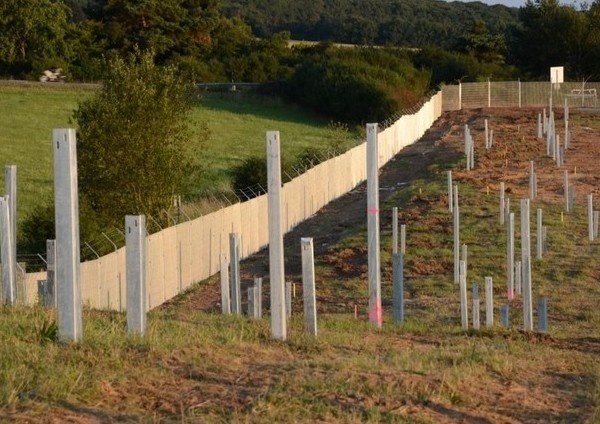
[443,0,577,7]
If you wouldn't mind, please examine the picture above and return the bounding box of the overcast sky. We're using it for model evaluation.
[444,0,577,7]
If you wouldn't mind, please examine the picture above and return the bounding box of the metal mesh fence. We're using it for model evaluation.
[442,81,600,111]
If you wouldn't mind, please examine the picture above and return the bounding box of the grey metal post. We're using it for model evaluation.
[537,113,542,139]
[0,196,15,305]
[588,194,594,242]
[447,171,453,213]
[485,119,489,149]
[392,207,398,254]
[267,130,287,339]
[529,161,535,200]
[521,199,533,331]
[472,284,480,330]
[459,260,468,330]
[515,261,522,296]
[507,212,514,300]
[401,224,406,255]
[367,123,382,327]
[220,255,230,314]
[538,297,548,333]
[248,286,257,318]
[485,276,493,327]
[564,171,569,212]
[126,215,147,335]
[500,182,505,225]
[46,239,56,307]
[4,166,16,282]
[536,208,543,260]
[254,277,263,319]
[392,252,404,323]
[301,238,317,336]
[500,304,509,327]
[229,233,241,314]
[285,281,292,319]
[453,185,460,284]
[53,129,82,342]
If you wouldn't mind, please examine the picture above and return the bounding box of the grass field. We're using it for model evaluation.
[0,84,356,229]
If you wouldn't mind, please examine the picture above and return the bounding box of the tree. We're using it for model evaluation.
[73,49,206,229]
[0,0,71,77]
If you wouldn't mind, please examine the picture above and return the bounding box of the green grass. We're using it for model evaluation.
[0,85,356,224]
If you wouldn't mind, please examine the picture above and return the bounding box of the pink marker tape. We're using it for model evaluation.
[507,288,514,300]
[368,301,383,326]
[367,207,379,214]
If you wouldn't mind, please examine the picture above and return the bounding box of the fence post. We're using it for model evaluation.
[564,171,569,212]
[53,129,82,342]
[521,198,533,331]
[392,207,398,254]
[220,254,230,314]
[367,123,382,327]
[537,113,542,139]
[453,185,460,284]
[0,196,15,305]
[537,208,543,259]
[4,165,16,287]
[499,182,505,225]
[46,239,56,307]
[538,297,548,333]
[267,130,287,340]
[229,233,241,314]
[485,277,493,327]
[588,194,594,242]
[472,284,480,330]
[529,161,535,200]
[447,171,453,213]
[301,238,317,336]
[487,78,491,108]
[500,304,509,327]
[507,212,514,299]
[255,277,263,318]
[126,215,147,335]
[401,224,406,255]
[285,281,292,319]
[459,260,468,330]
[392,252,404,323]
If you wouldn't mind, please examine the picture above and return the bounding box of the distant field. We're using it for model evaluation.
[0,84,355,226]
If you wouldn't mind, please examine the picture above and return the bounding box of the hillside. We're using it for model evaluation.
[4,106,600,421]
[220,0,520,48]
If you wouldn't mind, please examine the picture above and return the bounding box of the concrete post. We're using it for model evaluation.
[472,284,480,330]
[500,182,505,225]
[564,171,569,212]
[248,286,257,318]
[301,238,317,336]
[595,211,599,240]
[461,244,468,283]
[0,196,15,305]
[543,108,547,135]
[453,185,460,284]
[254,277,263,319]
[485,276,493,327]
[401,224,406,255]
[487,78,491,108]
[485,119,489,149]
[53,129,82,342]
[366,123,382,327]
[285,281,292,319]
[447,171,453,213]
[537,113,542,139]
[267,131,286,339]
[515,260,522,296]
[588,194,594,242]
[507,212,514,300]
[529,161,535,200]
[126,215,147,335]
[392,252,404,323]
[46,239,56,307]
[537,208,543,260]
[459,260,468,330]
[4,166,16,282]
[229,233,241,314]
[220,254,230,314]
[569,185,575,212]
[521,199,533,331]
[392,207,398,254]
[564,98,569,121]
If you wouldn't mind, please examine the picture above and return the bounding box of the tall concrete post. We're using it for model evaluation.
[0,196,15,305]
[537,113,542,139]
[4,165,16,280]
[537,208,543,259]
[392,252,404,323]
[366,123,382,327]
[507,212,515,299]
[46,239,57,307]
[220,254,230,314]
[453,185,460,284]
[484,119,489,149]
[53,129,82,342]
[588,194,594,242]
[459,260,468,330]
[267,131,286,340]
[521,198,533,331]
[499,182,505,225]
[229,233,241,314]
[485,277,493,327]
[472,284,480,330]
[529,161,535,200]
[126,215,147,335]
[301,238,317,336]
